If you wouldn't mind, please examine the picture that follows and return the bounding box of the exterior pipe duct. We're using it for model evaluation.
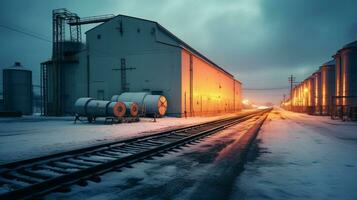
[74,97,93,116]
[143,95,167,117]
[74,98,133,120]
[123,102,139,117]
[107,101,126,117]
[86,100,111,117]
[111,92,168,117]
[112,92,149,113]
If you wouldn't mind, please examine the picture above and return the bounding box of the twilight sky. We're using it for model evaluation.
[0,0,356,104]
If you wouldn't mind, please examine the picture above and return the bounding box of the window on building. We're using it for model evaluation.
[97,34,101,39]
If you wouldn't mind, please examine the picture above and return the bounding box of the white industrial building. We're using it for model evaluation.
[42,14,242,117]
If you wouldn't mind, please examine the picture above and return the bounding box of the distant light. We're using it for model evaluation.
[242,99,250,105]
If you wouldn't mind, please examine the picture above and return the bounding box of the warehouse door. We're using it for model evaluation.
[97,90,105,100]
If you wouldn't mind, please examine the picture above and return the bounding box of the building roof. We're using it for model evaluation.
[155,23,234,78]
[86,14,235,79]
[4,62,31,71]
[342,40,357,49]
[322,59,335,66]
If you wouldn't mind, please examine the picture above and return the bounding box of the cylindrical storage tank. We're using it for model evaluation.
[302,80,308,111]
[123,102,139,117]
[115,92,149,104]
[305,76,315,114]
[111,95,120,102]
[334,52,343,106]
[320,60,336,115]
[74,97,94,116]
[143,95,168,117]
[339,41,357,106]
[313,71,322,114]
[308,76,315,108]
[107,101,126,117]
[113,92,149,113]
[3,62,33,115]
[86,100,111,117]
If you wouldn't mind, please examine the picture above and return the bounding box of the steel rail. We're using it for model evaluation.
[0,109,271,199]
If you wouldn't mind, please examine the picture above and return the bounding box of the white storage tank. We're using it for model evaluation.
[112,92,168,117]
[86,100,111,117]
[74,97,93,116]
[74,97,129,118]
[123,102,139,117]
[107,101,126,117]
[113,92,149,113]
[113,92,149,104]
[3,62,33,115]
[143,95,167,117]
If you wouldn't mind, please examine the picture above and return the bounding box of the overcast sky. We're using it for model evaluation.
[0,0,356,104]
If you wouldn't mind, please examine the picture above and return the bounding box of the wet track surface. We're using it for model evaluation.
[45,115,264,200]
[233,109,357,200]
[0,110,268,199]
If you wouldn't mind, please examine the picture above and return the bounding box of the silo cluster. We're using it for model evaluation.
[285,40,357,120]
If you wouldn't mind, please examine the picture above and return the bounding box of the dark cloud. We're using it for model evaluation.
[0,0,356,104]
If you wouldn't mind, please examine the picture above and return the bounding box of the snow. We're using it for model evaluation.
[231,108,357,200]
[44,116,261,200]
[0,113,242,164]
[4,108,357,199]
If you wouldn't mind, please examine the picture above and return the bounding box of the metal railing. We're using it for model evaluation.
[330,96,357,121]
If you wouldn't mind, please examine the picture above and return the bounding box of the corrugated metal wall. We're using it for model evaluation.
[181,49,241,117]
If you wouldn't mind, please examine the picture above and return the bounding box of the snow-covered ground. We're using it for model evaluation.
[44,114,262,200]
[0,113,244,164]
[4,108,356,199]
[44,108,357,200]
[233,108,357,200]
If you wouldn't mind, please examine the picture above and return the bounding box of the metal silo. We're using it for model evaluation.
[313,70,322,114]
[336,41,357,119]
[3,62,33,115]
[41,41,85,116]
[340,41,357,105]
[306,76,315,114]
[319,60,335,115]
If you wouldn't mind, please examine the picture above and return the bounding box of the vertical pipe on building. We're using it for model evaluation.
[200,95,203,115]
[189,54,193,116]
[184,92,187,118]
[40,64,43,115]
[42,63,48,116]
[335,54,341,106]
[341,55,349,106]
[45,64,48,116]
[233,80,235,112]
[87,53,90,97]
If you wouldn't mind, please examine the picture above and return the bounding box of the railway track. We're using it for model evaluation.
[0,109,270,199]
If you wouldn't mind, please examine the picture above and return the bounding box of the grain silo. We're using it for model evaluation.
[41,41,87,116]
[305,76,315,114]
[333,40,357,119]
[319,60,335,115]
[3,62,33,115]
[334,41,357,106]
[313,70,322,114]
